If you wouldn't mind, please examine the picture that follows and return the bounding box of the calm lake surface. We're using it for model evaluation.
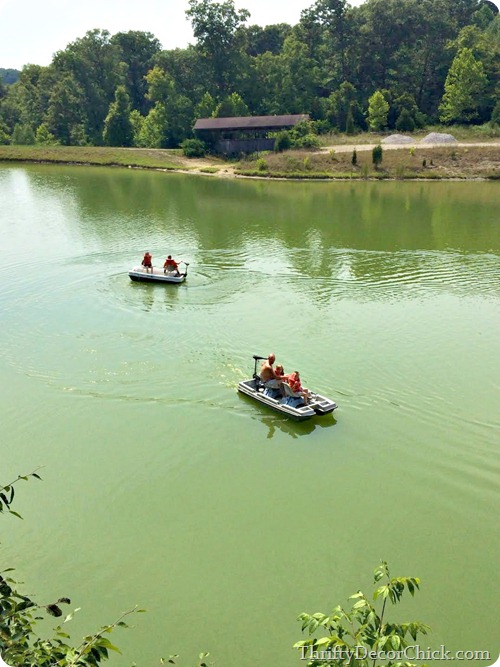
[1,164,499,666]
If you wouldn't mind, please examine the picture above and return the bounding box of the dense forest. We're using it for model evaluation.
[0,0,499,149]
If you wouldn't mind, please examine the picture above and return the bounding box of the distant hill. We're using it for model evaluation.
[0,68,20,85]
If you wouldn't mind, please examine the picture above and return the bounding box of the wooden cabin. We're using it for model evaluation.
[193,114,310,154]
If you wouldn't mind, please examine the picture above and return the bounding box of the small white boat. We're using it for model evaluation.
[128,262,189,284]
[238,355,338,421]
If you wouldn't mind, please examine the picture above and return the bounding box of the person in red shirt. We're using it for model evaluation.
[285,371,310,404]
[163,255,181,276]
[142,252,153,273]
[275,364,285,378]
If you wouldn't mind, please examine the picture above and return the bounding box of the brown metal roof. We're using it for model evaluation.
[193,114,309,131]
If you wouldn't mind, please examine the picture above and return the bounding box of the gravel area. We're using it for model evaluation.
[420,132,458,143]
[382,134,415,144]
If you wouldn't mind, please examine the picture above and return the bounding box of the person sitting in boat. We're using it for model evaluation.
[163,255,181,276]
[260,353,283,389]
[275,364,285,378]
[142,252,153,273]
[285,371,310,405]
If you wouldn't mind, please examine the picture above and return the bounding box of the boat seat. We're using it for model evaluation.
[281,381,305,407]
[282,382,302,398]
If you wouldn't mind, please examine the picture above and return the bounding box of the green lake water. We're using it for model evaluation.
[1,164,499,666]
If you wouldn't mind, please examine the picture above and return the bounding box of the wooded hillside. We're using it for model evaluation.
[0,0,499,148]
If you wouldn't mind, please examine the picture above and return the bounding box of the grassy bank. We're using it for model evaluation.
[236,144,500,180]
[0,145,196,170]
[1,142,500,180]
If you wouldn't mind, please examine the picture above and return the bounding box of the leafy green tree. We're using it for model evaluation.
[52,29,125,144]
[439,47,488,123]
[110,31,161,115]
[186,0,250,94]
[251,51,284,114]
[103,86,133,146]
[13,64,53,131]
[154,46,208,104]
[129,109,145,146]
[213,92,249,117]
[278,33,320,113]
[448,24,500,122]
[11,123,35,145]
[69,124,89,146]
[395,108,415,132]
[241,23,292,57]
[195,91,217,119]
[352,0,466,119]
[388,91,420,129]
[35,123,59,145]
[137,102,168,147]
[0,68,20,85]
[144,67,194,146]
[367,90,389,131]
[326,82,361,131]
[472,3,496,30]
[0,120,10,144]
[45,73,87,145]
[294,562,430,666]
[300,0,353,88]
[491,99,500,125]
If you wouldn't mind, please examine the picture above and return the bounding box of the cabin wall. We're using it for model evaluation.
[216,138,275,155]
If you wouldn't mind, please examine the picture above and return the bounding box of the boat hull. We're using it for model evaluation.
[128,266,186,284]
[238,378,337,421]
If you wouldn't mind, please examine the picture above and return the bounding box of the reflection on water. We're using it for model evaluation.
[0,164,499,667]
[237,392,337,439]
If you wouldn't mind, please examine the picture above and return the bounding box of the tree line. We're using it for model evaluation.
[0,0,499,149]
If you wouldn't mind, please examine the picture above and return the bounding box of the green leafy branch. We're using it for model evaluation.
[0,467,43,519]
[294,561,430,667]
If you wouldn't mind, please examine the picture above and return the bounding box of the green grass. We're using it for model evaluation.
[0,145,189,170]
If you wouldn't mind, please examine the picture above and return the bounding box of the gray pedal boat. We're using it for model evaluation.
[238,355,338,421]
[129,262,189,284]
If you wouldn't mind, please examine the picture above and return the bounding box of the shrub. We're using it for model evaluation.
[372,144,383,168]
[294,133,320,149]
[256,158,268,172]
[274,130,292,152]
[351,148,357,166]
[181,138,206,158]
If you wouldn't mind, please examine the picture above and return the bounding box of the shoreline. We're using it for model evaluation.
[1,141,499,181]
